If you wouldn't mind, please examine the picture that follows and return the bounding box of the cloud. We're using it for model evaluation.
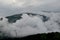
[0,0,60,37]
[0,13,60,37]
[0,0,60,16]
[0,14,47,37]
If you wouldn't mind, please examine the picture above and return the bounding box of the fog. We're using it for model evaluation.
[0,13,60,37]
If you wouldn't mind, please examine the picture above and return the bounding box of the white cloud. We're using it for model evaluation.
[0,13,60,37]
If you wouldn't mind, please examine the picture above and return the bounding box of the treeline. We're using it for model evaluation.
[0,32,60,40]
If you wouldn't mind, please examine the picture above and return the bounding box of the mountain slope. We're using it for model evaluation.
[6,13,49,23]
[0,32,60,40]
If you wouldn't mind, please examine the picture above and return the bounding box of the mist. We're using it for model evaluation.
[0,13,60,37]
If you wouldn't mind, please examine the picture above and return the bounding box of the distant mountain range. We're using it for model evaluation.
[6,13,49,23]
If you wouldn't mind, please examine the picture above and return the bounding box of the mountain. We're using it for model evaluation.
[0,32,60,40]
[6,13,49,23]
[6,14,22,23]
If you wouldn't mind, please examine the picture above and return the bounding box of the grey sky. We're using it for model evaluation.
[0,0,60,16]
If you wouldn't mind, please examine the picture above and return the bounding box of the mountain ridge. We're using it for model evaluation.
[6,13,49,23]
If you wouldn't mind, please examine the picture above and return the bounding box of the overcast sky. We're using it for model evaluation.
[0,0,60,16]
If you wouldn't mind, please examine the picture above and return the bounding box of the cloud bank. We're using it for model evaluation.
[0,13,60,37]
